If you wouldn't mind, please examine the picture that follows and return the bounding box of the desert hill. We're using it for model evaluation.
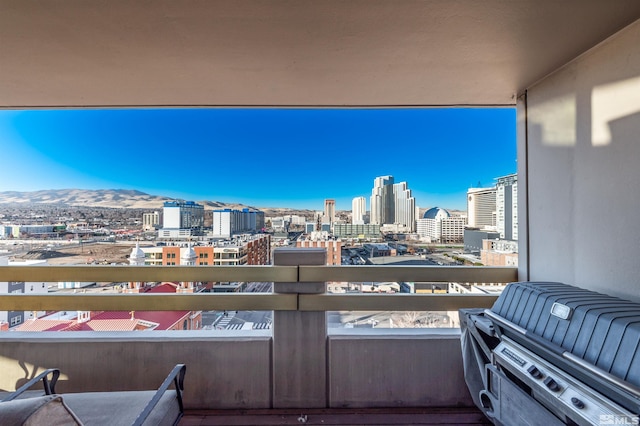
[0,189,316,216]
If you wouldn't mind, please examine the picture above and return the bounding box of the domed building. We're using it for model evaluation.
[422,207,451,221]
[417,207,466,243]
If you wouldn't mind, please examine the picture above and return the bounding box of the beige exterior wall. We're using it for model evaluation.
[296,239,342,265]
[523,19,640,300]
[480,239,518,267]
[0,331,472,410]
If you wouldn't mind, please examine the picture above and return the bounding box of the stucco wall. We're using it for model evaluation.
[0,332,273,410]
[522,19,640,300]
[0,330,472,410]
[328,331,472,408]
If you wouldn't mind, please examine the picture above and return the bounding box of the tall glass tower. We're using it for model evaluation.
[370,175,394,225]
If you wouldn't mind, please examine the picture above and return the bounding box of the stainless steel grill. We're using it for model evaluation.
[461,282,640,425]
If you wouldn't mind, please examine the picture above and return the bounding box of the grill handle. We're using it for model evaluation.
[484,309,640,400]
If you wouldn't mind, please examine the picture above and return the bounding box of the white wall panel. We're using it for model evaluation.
[525,20,640,300]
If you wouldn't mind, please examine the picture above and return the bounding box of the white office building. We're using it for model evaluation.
[393,182,416,232]
[370,175,394,225]
[467,187,497,229]
[212,209,265,238]
[212,210,233,238]
[0,258,50,329]
[417,207,466,243]
[159,201,205,238]
[352,196,366,225]
[142,211,160,231]
[496,173,518,241]
[324,199,336,226]
[370,176,416,231]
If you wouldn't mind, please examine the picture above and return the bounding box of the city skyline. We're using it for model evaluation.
[0,108,516,211]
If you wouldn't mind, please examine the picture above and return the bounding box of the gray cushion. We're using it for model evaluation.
[0,395,83,426]
[0,390,51,402]
[62,391,180,426]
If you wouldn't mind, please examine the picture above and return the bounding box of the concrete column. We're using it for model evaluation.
[272,247,326,408]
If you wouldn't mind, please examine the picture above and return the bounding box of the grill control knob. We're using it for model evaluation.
[527,365,543,379]
[571,397,585,409]
[543,377,561,392]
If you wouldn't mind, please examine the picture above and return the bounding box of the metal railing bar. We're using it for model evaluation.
[0,293,499,312]
[0,265,515,312]
[299,293,499,311]
[0,293,298,311]
[0,265,298,283]
[299,265,518,283]
[0,265,517,284]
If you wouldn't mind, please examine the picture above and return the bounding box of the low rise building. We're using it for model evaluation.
[363,243,395,258]
[16,282,202,332]
[417,207,466,243]
[464,228,501,254]
[333,223,381,240]
[481,239,518,267]
[0,258,51,329]
[141,234,271,266]
[296,233,342,265]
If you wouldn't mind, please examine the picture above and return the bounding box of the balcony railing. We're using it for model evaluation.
[0,249,518,410]
[0,264,516,312]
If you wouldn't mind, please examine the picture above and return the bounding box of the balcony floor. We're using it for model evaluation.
[181,407,491,425]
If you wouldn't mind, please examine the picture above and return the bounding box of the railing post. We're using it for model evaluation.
[272,247,326,408]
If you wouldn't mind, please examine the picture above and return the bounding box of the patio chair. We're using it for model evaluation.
[0,368,60,402]
[0,364,186,426]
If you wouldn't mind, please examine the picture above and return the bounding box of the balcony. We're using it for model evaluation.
[0,248,516,423]
[1,1,640,423]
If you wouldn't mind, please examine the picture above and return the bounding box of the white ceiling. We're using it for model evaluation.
[1,0,639,108]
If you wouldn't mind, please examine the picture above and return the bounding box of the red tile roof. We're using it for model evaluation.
[16,320,73,332]
[14,282,195,332]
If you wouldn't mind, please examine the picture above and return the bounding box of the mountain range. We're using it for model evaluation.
[0,189,315,215]
[0,189,252,210]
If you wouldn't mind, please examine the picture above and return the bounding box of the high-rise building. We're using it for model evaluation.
[324,199,336,225]
[370,176,416,231]
[370,175,394,225]
[142,211,160,231]
[467,187,497,228]
[351,196,366,225]
[393,182,416,232]
[211,208,265,238]
[159,201,204,238]
[496,173,518,241]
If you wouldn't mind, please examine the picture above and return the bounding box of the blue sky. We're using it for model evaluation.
[0,108,516,211]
